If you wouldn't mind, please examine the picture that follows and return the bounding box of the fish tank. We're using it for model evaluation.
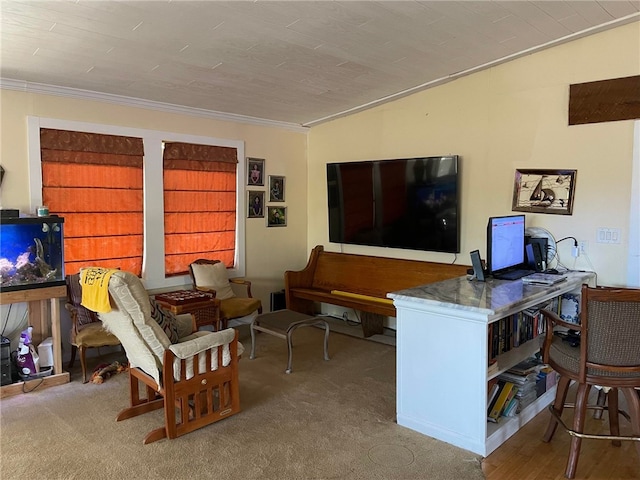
[0,215,65,292]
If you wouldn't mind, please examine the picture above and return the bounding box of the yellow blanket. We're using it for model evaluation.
[80,267,118,313]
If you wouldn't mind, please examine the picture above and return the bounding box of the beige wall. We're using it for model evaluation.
[0,90,309,315]
[307,22,640,288]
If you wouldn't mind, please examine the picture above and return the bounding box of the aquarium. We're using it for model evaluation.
[0,216,65,292]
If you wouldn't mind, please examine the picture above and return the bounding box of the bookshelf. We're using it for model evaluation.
[388,271,594,456]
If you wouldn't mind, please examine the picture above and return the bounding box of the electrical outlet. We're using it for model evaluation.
[578,241,588,255]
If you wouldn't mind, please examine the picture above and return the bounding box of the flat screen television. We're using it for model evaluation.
[327,155,460,253]
[486,214,527,277]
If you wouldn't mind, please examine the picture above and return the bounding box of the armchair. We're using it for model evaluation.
[540,284,640,478]
[65,273,121,383]
[189,259,262,330]
[91,270,243,444]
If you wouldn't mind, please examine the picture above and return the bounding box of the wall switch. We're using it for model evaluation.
[597,228,622,244]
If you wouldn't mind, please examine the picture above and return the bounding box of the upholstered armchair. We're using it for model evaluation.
[189,259,262,330]
[540,284,640,478]
[90,270,243,444]
[65,273,122,383]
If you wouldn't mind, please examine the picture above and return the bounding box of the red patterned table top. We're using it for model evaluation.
[154,290,215,306]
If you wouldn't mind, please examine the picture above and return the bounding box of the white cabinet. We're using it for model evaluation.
[389,271,594,456]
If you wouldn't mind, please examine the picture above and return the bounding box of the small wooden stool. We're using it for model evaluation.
[249,309,330,374]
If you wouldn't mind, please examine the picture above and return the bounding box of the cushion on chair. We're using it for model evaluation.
[548,337,580,374]
[74,322,121,348]
[66,273,101,328]
[190,262,235,300]
[149,297,180,344]
[220,297,262,320]
[101,272,171,371]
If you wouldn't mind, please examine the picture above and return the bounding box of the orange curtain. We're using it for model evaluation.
[163,142,237,276]
[40,129,144,276]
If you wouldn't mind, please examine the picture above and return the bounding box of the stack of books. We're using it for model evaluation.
[487,379,519,423]
[497,357,543,413]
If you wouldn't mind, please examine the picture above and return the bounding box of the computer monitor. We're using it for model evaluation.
[486,214,526,276]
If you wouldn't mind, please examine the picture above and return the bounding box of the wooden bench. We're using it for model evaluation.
[284,245,470,320]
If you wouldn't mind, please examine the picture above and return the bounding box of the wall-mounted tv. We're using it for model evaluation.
[327,155,460,253]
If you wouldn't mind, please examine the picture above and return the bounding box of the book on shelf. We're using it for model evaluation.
[487,381,500,407]
[488,380,516,423]
[507,357,542,375]
[488,358,499,376]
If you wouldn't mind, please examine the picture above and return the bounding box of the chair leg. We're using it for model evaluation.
[68,344,77,369]
[544,375,571,442]
[565,383,591,479]
[620,387,640,460]
[593,388,607,419]
[608,388,621,447]
[80,346,88,383]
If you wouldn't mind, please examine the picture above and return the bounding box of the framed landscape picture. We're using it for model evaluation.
[512,169,577,215]
[267,206,287,227]
[247,157,265,186]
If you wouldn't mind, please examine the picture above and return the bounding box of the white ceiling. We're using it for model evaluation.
[1,1,639,127]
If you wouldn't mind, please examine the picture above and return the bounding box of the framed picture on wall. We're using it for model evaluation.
[247,190,264,218]
[269,175,285,202]
[512,169,577,215]
[247,157,265,186]
[267,206,287,227]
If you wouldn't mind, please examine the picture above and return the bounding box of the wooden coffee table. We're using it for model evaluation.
[154,290,221,331]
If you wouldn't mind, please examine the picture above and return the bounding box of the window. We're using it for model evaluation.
[163,142,238,276]
[40,128,144,276]
[29,117,246,289]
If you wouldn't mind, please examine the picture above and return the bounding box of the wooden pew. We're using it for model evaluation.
[284,245,469,318]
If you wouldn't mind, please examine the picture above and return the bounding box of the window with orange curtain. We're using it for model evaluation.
[163,142,238,276]
[40,128,144,276]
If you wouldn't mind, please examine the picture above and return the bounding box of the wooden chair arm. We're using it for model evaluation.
[229,278,253,298]
[195,286,218,298]
[65,302,81,333]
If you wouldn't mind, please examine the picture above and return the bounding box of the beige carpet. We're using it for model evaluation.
[0,324,484,480]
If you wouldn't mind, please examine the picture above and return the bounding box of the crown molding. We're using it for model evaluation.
[0,78,309,133]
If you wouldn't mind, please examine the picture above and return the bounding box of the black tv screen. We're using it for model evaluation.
[327,155,460,253]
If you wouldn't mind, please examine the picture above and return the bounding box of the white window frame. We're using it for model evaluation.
[27,116,246,290]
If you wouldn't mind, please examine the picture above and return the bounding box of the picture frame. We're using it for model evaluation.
[247,157,265,186]
[247,190,264,218]
[512,169,577,215]
[267,206,287,227]
[268,175,285,202]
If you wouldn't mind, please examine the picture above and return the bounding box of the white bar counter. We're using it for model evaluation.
[388,271,595,456]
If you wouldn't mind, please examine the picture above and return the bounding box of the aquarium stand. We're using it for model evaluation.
[0,285,70,398]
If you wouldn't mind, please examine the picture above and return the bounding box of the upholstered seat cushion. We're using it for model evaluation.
[190,262,235,300]
[74,322,120,348]
[549,337,640,379]
[220,297,262,320]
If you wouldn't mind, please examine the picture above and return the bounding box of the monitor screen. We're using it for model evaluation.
[486,214,526,275]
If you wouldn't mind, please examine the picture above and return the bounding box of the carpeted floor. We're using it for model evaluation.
[0,324,484,480]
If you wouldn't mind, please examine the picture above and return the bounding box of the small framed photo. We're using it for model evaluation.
[247,190,264,218]
[269,175,285,202]
[247,157,265,186]
[512,169,577,215]
[267,206,287,227]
